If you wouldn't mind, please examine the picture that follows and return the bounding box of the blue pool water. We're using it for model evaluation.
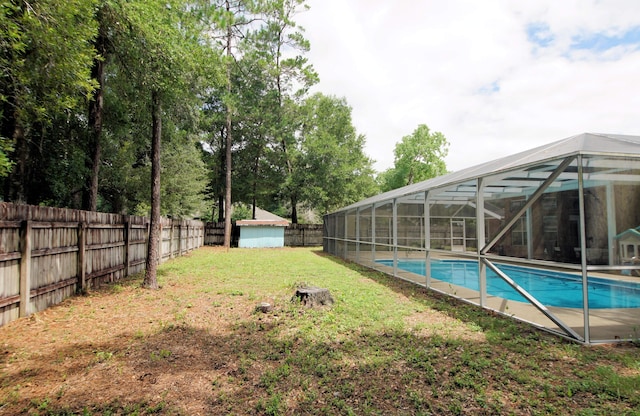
[376,259,640,309]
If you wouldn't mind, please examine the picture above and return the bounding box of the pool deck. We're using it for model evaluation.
[358,257,640,343]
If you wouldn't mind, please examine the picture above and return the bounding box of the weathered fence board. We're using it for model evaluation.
[284,224,323,247]
[0,203,204,327]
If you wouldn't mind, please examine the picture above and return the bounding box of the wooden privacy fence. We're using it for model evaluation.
[0,203,204,327]
[204,222,323,247]
[285,224,323,247]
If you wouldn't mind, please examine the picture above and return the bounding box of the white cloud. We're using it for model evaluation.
[296,0,640,173]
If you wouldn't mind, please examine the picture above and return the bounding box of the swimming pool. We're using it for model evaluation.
[376,259,640,309]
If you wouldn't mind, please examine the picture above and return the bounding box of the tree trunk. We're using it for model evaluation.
[1,99,18,201]
[84,29,106,212]
[252,153,259,219]
[10,122,27,203]
[406,167,414,186]
[217,194,224,222]
[1,28,22,202]
[275,27,296,224]
[216,126,225,223]
[223,111,232,248]
[291,195,298,224]
[223,0,233,249]
[143,90,162,290]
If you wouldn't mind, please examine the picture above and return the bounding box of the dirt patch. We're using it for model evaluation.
[0,262,251,414]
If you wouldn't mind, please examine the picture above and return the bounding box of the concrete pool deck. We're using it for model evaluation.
[355,256,640,343]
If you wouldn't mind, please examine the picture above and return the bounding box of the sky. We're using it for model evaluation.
[295,0,640,173]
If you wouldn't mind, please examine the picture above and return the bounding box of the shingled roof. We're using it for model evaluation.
[236,207,289,227]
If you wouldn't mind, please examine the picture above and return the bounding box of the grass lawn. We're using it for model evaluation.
[1,246,639,415]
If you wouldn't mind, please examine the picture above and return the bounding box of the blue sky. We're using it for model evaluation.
[527,23,554,48]
[571,26,640,52]
[296,1,640,173]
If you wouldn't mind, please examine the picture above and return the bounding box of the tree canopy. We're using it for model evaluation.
[295,93,378,215]
[1,0,453,234]
[1,0,98,202]
[378,124,449,192]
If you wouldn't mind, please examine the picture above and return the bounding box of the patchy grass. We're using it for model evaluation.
[0,246,639,415]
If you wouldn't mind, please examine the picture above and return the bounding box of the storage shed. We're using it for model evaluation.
[237,208,289,248]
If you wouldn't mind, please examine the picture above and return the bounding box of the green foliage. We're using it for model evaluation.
[94,350,114,363]
[103,0,217,220]
[242,0,318,222]
[150,349,172,361]
[0,0,380,225]
[0,0,217,212]
[161,134,208,219]
[1,0,99,201]
[379,124,450,192]
[231,202,252,221]
[0,136,13,177]
[294,93,378,215]
[1,0,98,122]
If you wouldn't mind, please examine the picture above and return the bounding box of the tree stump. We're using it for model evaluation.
[292,287,334,308]
[255,302,272,313]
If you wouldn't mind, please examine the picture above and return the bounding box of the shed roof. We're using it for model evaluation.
[336,133,640,212]
[236,220,289,227]
[236,207,289,227]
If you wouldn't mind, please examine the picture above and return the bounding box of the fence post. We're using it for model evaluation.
[124,217,130,277]
[145,220,150,264]
[19,220,32,317]
[158,221,163,264]
[169,220,175,259]
[77,222,87,294]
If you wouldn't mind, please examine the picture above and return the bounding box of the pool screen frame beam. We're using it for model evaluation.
[424,191,432,288]
[577,155,591,343]
[483,259,584,341]
[393,198,398,277]
[371,204,376,263]
[356,207,361,264]
[477,178,487,307]
[481,156,576,255]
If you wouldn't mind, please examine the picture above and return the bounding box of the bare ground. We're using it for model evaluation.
[1,247,639,415]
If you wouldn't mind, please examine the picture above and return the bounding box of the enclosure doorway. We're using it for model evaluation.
[451,219,466,252]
